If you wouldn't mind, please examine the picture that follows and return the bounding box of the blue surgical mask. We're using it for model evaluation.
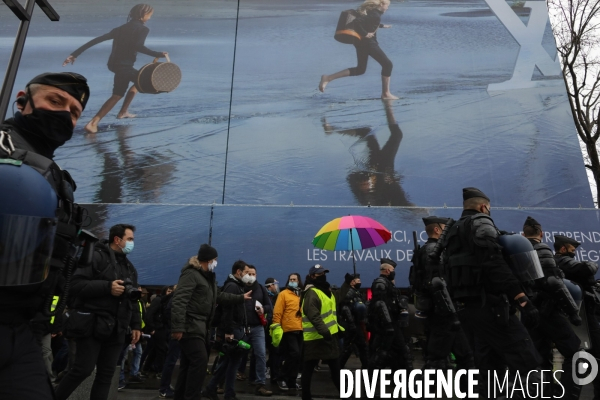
[288,282,298,288]
[122,240,134,255]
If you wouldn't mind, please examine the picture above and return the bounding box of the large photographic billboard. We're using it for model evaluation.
[1,0,596,285]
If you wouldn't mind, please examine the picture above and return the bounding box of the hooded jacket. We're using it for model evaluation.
[171,256,243,339]
[69,241,141,336]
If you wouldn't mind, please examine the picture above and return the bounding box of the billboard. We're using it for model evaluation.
[1,0,596,285]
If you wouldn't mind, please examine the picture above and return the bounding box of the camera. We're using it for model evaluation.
[121,278,141,301]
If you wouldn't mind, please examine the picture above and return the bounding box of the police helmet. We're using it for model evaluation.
[497,233,544,282]
[564,279,583,307]
[0,161,58,287]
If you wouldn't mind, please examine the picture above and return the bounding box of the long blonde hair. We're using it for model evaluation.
[358,0,390,15]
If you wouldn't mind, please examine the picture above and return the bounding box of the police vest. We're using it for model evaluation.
[138,300,145,330]
[443,217,484,300]
[49,295,60,324]
[301,288,340,341]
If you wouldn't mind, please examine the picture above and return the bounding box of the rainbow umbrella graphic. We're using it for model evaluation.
[312,215,392,274]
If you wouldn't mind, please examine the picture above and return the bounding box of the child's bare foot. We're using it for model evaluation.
[117,112,137,119]
[319,75,329,92]
[381,93,399,100]
[84,120,98,133]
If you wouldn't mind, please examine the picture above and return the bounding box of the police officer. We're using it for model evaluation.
[442,187,542,398]
[410,216,473,371]
[338,272,369,369]
[368,258,412,371]
[521,217,582,399]
[554,234,600,398]
[0,72,90,399]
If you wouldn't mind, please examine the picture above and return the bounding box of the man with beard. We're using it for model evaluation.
[368,258,412,371]
[300,265,341,400]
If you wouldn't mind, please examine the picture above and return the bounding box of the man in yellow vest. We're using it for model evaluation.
[300,264,342,400]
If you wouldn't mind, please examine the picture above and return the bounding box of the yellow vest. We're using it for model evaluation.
[49,295,59,325]
[138,300,145,329]
[301,287,340,341]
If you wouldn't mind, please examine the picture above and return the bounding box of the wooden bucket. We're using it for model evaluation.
[334,9,361,44]
[136,55,182,94]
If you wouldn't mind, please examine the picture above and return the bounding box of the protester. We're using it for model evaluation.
[264,278,281,384]
[204,260,253,400]
[240,265,273,396]
[143,285,173,375]
[171,248,251,400]
[299,265,341,400]
[272,272,304,391]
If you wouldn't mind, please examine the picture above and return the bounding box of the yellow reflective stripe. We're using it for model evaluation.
[49,295,59,325]
[138,300,145,329]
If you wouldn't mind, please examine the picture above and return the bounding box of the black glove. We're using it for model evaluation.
[569,313,583,326]
[322,331,333,342]
[517,295,539,329]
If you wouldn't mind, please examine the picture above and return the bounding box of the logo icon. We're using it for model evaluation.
[573,351,599,385]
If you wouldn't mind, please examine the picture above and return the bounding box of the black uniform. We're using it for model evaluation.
[411,237,473,370]
[443,208,542,397]
[54,241,142,400]
[526,239,581,398]
[338,284,369,368]
[555,251,600,398]
[368,272,411,370]
[0,121,82,398]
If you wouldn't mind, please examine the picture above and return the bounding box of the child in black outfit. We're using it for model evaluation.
[63,3,167,133]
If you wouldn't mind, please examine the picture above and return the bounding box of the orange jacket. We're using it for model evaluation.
[272,288,302,332]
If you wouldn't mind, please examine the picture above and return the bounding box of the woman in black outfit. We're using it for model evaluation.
[63,4,167,133]
[319,0,398,100]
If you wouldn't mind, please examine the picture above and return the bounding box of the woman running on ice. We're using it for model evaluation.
[319,0,398,100]
[63,4,168,133]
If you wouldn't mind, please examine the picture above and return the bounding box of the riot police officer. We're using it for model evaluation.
[0,72,90,399]
[442,187,542,398]
[338,272,368,368]
[410,216,473,371]
[554,234,600,398]
[368,258,412,371]
[522,217,582,399]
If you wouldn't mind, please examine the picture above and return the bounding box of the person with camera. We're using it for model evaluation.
[55,224,142,400]
[0,72,90,399]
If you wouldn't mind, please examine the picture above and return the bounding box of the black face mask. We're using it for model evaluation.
[14,109,73,158]
[566,252,576,258]
[315,275,327,283]
[387,271,395,281]
[353,283,362,290]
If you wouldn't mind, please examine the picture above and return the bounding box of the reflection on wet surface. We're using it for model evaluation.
[322,100,413,207]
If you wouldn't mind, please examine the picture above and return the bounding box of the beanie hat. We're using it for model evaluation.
[197,244,218,261]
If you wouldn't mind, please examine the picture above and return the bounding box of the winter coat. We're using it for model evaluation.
[219,274,248,334]
[69,241,141,336]
[243,281,272,327]
[301,284,340,361]
[272,287,302,333]
[171,257,243,339]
